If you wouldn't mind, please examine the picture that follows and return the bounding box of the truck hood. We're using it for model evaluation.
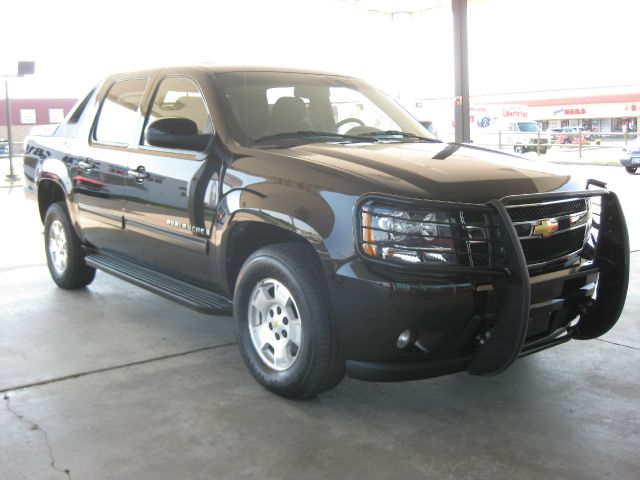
[283,141,580,203]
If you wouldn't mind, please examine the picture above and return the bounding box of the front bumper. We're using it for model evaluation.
[328,187,629,382]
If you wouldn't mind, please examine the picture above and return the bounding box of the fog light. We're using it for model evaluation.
[397,329,413,349]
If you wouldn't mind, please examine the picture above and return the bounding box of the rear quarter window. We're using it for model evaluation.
[53,88,96,138]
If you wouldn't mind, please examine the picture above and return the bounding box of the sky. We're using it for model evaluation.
[2,0,639,102]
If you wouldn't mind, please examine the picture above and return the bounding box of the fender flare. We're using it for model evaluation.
[216,208,329,295]
[37,158,81,228]
[39,157,73,196]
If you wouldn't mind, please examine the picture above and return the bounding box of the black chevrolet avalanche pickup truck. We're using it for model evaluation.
[23,66,629,399]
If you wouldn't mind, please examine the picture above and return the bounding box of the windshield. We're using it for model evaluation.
[213,71,435,146]
[517,122,540,133]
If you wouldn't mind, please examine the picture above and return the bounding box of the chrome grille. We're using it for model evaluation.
[507,199,587,222]
[457,210,496,268]
[520,226,587,264]
[506,198,590,267]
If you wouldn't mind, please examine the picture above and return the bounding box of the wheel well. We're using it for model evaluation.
[37,180,66,223]
[226,222,315,294]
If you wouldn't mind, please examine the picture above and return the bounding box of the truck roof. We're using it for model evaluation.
[105,64,356,80]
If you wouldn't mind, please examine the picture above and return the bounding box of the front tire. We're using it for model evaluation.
[44,202,96,289]
[625,166,637,174]
[233,243,345,399]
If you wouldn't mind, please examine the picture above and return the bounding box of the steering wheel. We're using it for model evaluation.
[336,117,365,129]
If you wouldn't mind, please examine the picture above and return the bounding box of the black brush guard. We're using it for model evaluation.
[468,182,630,376]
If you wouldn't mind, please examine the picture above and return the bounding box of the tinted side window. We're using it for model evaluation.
[94,78,148,145]
[142,76,212,149]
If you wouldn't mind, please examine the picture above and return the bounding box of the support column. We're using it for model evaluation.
[452,0,470,143]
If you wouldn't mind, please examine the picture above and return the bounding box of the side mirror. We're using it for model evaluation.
[146,117,210,151]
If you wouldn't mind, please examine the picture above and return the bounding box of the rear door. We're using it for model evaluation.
[74,77,149,253]
[124,74,220,285]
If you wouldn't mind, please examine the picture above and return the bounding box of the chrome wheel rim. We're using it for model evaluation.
[48,219,68,276]
[248,278,302,371]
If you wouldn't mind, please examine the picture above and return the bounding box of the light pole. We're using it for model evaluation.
[3,61,35,181]
[4,78,16,180]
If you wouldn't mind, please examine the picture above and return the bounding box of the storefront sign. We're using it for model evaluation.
[503,109,528,117]
[532,102,640,120]
[562,108,586,115]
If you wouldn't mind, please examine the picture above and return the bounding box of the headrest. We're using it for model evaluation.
[148,117,198,136]
[271,96,307,121]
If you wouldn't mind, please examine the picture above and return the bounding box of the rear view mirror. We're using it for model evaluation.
[146,117,211,151]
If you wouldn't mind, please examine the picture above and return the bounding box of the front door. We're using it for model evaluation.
[124,75,220,286]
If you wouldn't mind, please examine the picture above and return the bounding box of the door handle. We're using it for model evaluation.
[128,165,150,184]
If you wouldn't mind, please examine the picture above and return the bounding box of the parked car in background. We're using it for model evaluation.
[0,139,8,157]
[499,120,549,154]
[620,141,640,174]
[545,128,563,143]
[558,126,591,144]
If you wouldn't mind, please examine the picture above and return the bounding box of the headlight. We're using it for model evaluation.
[360,200,495,267]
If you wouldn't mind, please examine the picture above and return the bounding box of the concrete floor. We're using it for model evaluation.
[1,180,639,480]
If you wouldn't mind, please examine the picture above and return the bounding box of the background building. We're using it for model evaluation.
[412,86,640,141]
[527,93,639,134]
[0,98,77,144]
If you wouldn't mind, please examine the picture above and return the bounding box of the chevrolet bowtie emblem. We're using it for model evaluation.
[533,219,559,237]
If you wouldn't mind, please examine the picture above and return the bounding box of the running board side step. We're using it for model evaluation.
[84,253,232,315]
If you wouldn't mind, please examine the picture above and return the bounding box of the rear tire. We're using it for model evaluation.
[44,202,96,289]
[625,166,637,174]
[233,243,345,399]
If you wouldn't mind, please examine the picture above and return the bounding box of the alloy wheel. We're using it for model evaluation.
[48,219,68,276]
[248,278,303,371]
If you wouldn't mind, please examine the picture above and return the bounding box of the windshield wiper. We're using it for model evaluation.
[357,130,441,142]
[254,131,375,144]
